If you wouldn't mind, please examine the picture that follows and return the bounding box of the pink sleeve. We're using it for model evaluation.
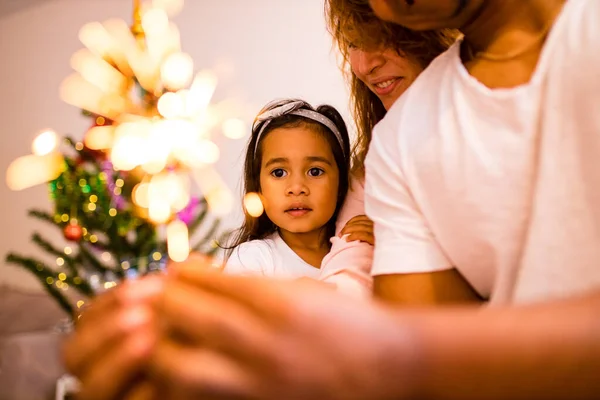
[319,178,373,298]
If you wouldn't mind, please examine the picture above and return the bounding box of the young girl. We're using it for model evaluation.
[224,99,351,279]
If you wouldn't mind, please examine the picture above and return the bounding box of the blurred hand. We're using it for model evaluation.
[149,262,417,400]
[62,276,164,400]
[340,215,375,245]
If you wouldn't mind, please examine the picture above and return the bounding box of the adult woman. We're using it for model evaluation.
[320,0,464,303]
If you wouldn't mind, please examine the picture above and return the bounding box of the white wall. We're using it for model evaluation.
[0,0,350,290]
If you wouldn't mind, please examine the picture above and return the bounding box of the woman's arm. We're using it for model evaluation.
[401,290,600,400]
[374,270,484,305]
[151,268,600,400]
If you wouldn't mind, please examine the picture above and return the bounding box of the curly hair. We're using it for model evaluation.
[325,0,460,176]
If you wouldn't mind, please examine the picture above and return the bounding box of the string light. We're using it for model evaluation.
[32,130,58,156]
[244,192,264,217]
[7,0,248,264]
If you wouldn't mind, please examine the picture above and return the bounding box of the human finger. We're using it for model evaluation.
[76,329,156,400]
[150,339,255,400]
[345,231,375,245]
[160,279,273,361]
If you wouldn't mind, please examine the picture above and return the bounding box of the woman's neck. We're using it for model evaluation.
[278,228,330,268]
[460,0,565,57]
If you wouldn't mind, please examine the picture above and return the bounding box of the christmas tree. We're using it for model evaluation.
[5,0,242,316]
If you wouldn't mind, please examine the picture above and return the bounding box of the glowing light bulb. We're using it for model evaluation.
[84,125,114,150]
[70,49,127,94]
[132,182,150,208]
[32,130,58,156]
[244,192,264,217]
[142,8,169,37]
[160,52,194,90]
[186,70,217,115]
[6,153,66,191]
[157,91,185,119]
[60,73,129,120]
[152,0,185,17]
[222,118,246,139]
[167,219,189,262]
[148,198,171,223]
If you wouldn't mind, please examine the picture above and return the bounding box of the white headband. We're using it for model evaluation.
[254,101,346,157]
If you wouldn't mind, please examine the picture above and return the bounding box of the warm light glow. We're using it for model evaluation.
[104,281,117,289]
[152,0,185,17]
[186,70,218,115]
[84,125,114,150]
[141,8,169,37]
[6,153,66,191]
[157,91,185,119]
[167,219,190,262]
[160,52,194,90]
[101,252,112,262]
[243,192,264,217]
[110,120,152,170]
[32,130,58,156]
[149,172,190,212]
[104,18,159,92]
[60,73,129,120]
[148,198,171,223]
[179,139,220,167]
[111,136,142,171]
[79,21,134,76]
[222,118,247,139]
[132,182,150,208]
[206,187,234,216]
[70,48,128,94]
[167,119,199,158]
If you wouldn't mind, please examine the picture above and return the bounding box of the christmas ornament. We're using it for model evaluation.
[63,221,83,241]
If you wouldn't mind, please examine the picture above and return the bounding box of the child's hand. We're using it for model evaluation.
[340,215,374,245]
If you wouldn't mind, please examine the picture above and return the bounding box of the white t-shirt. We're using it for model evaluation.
[365,0,600,305]
[224,233,321,279]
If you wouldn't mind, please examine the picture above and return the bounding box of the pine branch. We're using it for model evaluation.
[31,232,78,275]
[192,219,221,252]
[206,231,231,256]
[187,199,208,235]
[5,253,75,316]
[29,234,95,296]
[76,242,118,277]
[28,209,58,226]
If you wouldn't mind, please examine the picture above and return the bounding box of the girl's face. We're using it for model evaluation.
[349,46,423,110]
[259,126,340,237]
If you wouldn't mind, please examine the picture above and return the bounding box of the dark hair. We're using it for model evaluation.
[225,99,351,260]
[325,0,459,177]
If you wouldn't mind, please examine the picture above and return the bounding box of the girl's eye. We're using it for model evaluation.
[270,168,287,178]
[307,167,324,177]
